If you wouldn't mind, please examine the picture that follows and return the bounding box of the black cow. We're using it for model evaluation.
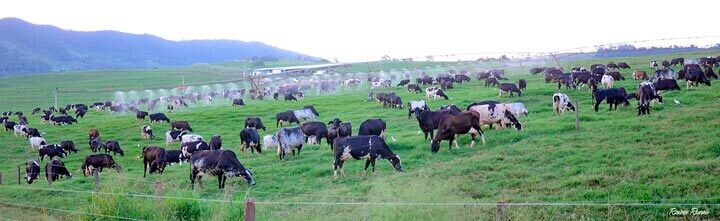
[704,66,718,79]
[431,111,484,152]
[557,76,577,90]
[232,98,246,106]
[189,150,255,189]
[498,83,522,97]
[171,121,193,132]
[654,79,681,91]
[3,121,16,131]
[607,62,619,70]
[518,79,527,91]
[438,104,462,114]
[244,117,266,131]
[38,144,67,161]
[209,135,222,150]
[358,119,386,138]
[670,58,684,66]
[300,122,328,145]
[81,154,122,176]
[530,67,546,74]
[685,69,711,88]
[415,109,457,140]
[397,79,410,87]
[60,140,78,153]
[24,127,42,138]
[166,150,187,165]
[276,111,299,127]
[332,135,403,178]
[284,93,297,101]
[142,146,168,177]
[89,137,104,152]
[149,113,170,123]
[136,111,149,120]
[407,84,422,93]
[75,108,87,119]
[617,62,631,69]
[45,159,71,182]
[592,88,630,112]
[25,160,40,184]
[51,116,77,125]
[240,128,262,153]
[31,108,41,115]
[327,118,352,150]
[484,77,498,87]
[607,71,626,81]
[104,140,124,156]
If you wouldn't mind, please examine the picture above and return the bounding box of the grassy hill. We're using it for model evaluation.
[0,52,718,220]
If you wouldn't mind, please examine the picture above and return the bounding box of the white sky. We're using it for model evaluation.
[2,0,719,62]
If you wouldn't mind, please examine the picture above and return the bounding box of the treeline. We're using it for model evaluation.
[594,44,720,58]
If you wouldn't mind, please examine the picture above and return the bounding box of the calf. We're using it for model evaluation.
[189,150,255,189]
[60,140,78,153]
[332,135,403,178]
[552,93,576,115]
[104,140,124,156]
[142,146,168,177]
[498,83,522,97]
[141,125,154,140]
[518,79,527,91]
[592,88,630,112]
[25,160,41,184]
[407,84,422,93]
[209,135,222,150]
[149,113,170,123]
[276,127,305,160]
[358,118,386,138]
[276,111,300,127]
[244,117,266,131]
[300,122,328,145]
[136,111,149,120]
[240,128,262,153]
[45,159,72,182]
[431,111,485,152]
[171,121,193,132]
[81,154,122,176]
[39,144,67,161]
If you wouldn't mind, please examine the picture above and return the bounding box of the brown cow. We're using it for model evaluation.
[142,146,168,177]
[632,70,648,80]
[430,111,485,152]
[88,128,100,140]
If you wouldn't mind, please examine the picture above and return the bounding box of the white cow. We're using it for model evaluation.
[29,137,47,149]
[601,74,614,89]
[506,103,529,117]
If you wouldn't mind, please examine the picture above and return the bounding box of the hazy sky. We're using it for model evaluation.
[2,0,719,61]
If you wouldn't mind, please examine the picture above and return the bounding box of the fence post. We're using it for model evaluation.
[47,167,53,185]
[0,171,3,185]
[574,101,580,130]
[496,202,507,221]
[244,198,256,221]
[17,166,21,185]
[154,181,164,202]
[93,170,100,191]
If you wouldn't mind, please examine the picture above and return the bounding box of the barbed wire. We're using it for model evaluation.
[0,201,145,221]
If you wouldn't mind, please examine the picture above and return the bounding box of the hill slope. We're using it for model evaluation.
[0,17,317,75]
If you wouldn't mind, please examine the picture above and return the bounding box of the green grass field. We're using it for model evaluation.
[0,52,719,220]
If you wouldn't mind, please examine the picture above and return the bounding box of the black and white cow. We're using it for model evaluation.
[24,127,42,138]
[552,93,576,115]
[149,113,170,123]
[300,122,328,145]
[181,140,210,157]
[276,127,305,160]
[45,159,72,182]
[141,125,154,140]
[407,100,430,119]
[190,150,255,189]
[332,135,403,178]
[165,130,188,146]
[51,116,77,125]
[166,150,187,165]
[358,119,387,138]
[240,128,262,153]
[244,117,266,131]
[81,154,122,176]
[29,137,47,149]
[293,105,320,122]
[103,140,124,156]
[425,87,449,100]
[468,103,523,130]
[25,160,41,184]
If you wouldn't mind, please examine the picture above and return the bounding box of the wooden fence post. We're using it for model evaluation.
[0,171,3,185]
[17,166,21,185]
[93,170,100,191]
[574,101,580,130]
[496,202,507,221]
[47,167,53,185]
[154,181,164,202]
[244,198,256,221]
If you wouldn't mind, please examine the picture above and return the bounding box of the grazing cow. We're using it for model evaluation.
[440,81,454,90]
[607,71,625,81]
[276,111,300,127]
[104,140,124,156]
[142,146,168,177]
[407,84,422,93]
[25,160,40,184]
[180,134,204,144]
[300,122,328,145]
[530,67,546,74]
[552,93,576,115]
[242,117,266,131]
[415,109,457,140]
[24,127,42,138]
[51,116,77,125]
[81,154,122,176]
[653,79,682,91]
[263,135,278,150]
[468,103,523,130]
[136,111,149,120]
[601,74,614,89]
[438,104,462,114]
[592,88,630,112]
[38,144,67,161]
[88,128,100,140]
[190,150,255,189]
[29,137,47,149]
[637,84,657,115]
[332,135,403,178]
[165,130,188,146]
[685,69,711,89]
[455,75,471,83]
[607,62,619,70]
[383,94,403,109]
[276,127,305,160]
[632,70,648,80]
[13,124,26,137]
[89,137,104,152]
[284,93,297,101]
[45,159,71,182]
[232,98,246,106]
[166,150,186,165]
[75,108,87,119]
[293,105,320,122]
[425,87,449,100]
[5,121,17,132]
[149,113,170,123]
[704,65,718,79]
[507,103,529,116]
[60,140,78,153]
[209,135,222,150]
[31,108,41,115]
[484,77,499,87]
[652,69,676,82]
[141,125,154,140]
[557,76,576,90]
[498,83,522,97]
[358,118,386,138]
[431,111,485,152]
[407,100,430,119]
[397,79,411,87]
[181,140,210,157]
[617,62,631,69]
[518,79,527,91]
[171,121,193,132]
[240,128,262,153]
[670,58,684,66]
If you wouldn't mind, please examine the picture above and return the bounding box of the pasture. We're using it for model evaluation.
[0,51,719,220]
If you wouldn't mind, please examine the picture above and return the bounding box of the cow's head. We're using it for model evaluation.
[502,110,523,130]
[430,140,441,153]
[389,154,403,172]
[329,118,342,127]
[240,169,256,186]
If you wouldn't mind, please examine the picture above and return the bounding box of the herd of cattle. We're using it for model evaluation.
[1,55,716,189]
